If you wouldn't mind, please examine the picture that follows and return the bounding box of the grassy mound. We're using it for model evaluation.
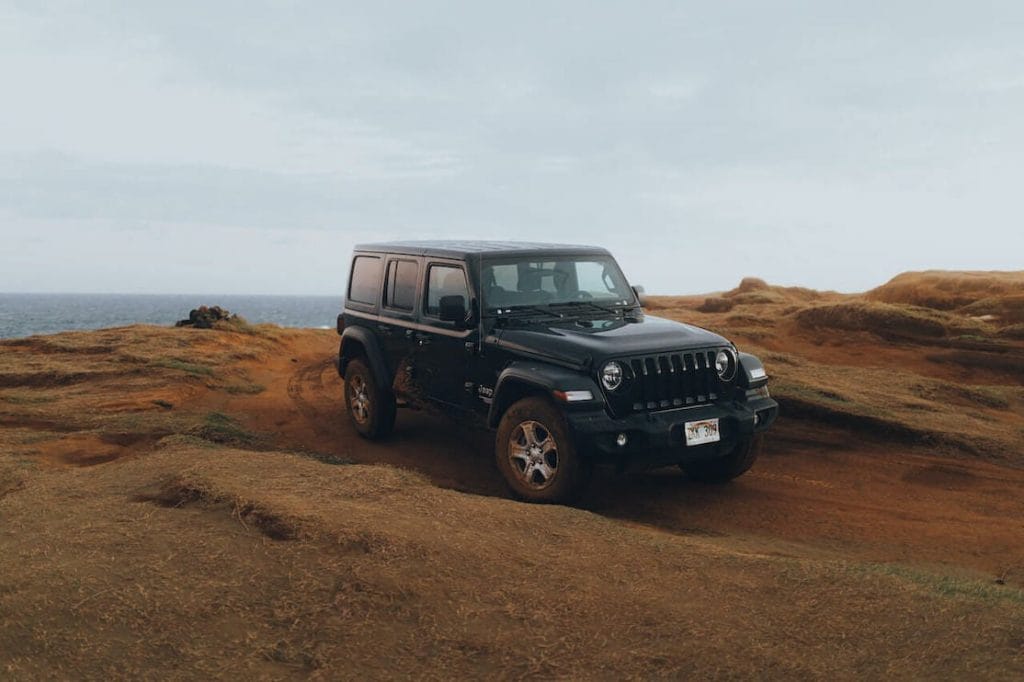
[724,278,827,304]
[959,294,1024,325]
[790,301,965,339]
[998,323,1024,340]
[867,271,1024,311]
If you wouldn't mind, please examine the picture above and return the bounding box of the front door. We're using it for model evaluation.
[413,261,477,411]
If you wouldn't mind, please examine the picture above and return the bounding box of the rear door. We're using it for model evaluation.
[379,256,422,399]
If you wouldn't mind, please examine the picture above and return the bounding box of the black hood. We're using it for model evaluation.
[490,314,729,369]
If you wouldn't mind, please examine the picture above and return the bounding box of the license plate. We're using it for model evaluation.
[684,418,720,446]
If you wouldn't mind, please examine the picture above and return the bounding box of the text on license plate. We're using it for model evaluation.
[684,418,720,446]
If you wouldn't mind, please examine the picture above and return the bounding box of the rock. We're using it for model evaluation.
[175,305,237,329]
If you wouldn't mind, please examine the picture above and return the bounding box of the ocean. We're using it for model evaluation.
[0,293,343,339]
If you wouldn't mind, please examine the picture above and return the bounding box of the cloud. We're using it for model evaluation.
[1,2,1023,294]
[0,6,462,178]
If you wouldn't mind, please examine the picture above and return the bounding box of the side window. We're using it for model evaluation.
[424,265,469,317]
[348,255,382,306]
[384,259,418,312]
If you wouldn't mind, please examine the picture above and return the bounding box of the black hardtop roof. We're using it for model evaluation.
[353,240,611,260]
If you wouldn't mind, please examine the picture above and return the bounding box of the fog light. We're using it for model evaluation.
[616,433,628,447]
[746,385,771,400]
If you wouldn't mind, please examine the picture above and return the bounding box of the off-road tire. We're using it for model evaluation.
[344,358,396,439]
[495,397,590,504]
[680,436,760,483]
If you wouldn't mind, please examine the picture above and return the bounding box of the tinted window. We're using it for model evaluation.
[384,259,418,311]
[424,265,469,316]
[348,256,382,306]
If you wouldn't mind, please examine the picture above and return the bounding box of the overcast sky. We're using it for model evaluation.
[1,2,1022,295]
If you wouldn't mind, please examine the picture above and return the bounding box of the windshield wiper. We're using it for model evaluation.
[550,301,625,316]
[489,305,564,320]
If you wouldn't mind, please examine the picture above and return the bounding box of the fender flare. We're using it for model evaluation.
[487,361,604,428]
[338,325,390,384]
[737,351,768,389]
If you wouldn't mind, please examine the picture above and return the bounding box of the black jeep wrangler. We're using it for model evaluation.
[336,241,777,503]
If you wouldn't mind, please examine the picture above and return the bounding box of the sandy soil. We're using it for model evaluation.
[1,270,1023,678]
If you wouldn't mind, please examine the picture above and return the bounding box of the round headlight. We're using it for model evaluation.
[601,362,623,391]
[715,349,737,381]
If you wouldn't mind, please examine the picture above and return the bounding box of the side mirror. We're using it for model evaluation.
[439,295,468,327]
[632,285,648,307]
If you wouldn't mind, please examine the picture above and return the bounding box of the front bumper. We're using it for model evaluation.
[565,397,778,471]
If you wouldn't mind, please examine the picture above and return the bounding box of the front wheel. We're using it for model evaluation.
[680,437,760,483]
[495,397,589,504]
[344,358,396,439]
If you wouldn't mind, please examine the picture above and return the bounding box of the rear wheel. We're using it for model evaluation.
[680,436,760,483]
[344,358,396,439]
[495,397,589,504]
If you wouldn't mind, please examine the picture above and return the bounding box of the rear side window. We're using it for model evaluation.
[384,259,418,311]
[348,256,382,306]
[424,265,469,317]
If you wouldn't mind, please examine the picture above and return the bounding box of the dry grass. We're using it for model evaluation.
[697,296,734,313]
[756,347,1022,461]
[867,270,1024,311]
[221,381,266,395]
[188,411,264,447]
[643,272,1024,466]
[153,358,216,377]
[960,294,1024,325]
[1000,323,1024,340]
[791,300,981,339]
[2,446,1023,679]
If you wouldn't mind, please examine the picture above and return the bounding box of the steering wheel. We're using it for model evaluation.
[574,291,593,300]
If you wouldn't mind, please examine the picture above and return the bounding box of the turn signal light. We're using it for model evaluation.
[553,390,594,403]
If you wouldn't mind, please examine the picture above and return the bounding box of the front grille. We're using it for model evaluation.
[627,349,724,412]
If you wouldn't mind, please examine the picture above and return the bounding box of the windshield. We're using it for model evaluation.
[482,256,635,310]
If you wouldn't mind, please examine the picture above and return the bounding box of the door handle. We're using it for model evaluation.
[376,324,392,336]
[415,332,432,347]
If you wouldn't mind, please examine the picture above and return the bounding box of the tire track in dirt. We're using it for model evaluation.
[285,358,339,441]
[275,350,508,496]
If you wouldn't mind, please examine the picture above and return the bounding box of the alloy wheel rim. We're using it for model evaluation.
[508,420,559,490]
[349,376,371,424]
